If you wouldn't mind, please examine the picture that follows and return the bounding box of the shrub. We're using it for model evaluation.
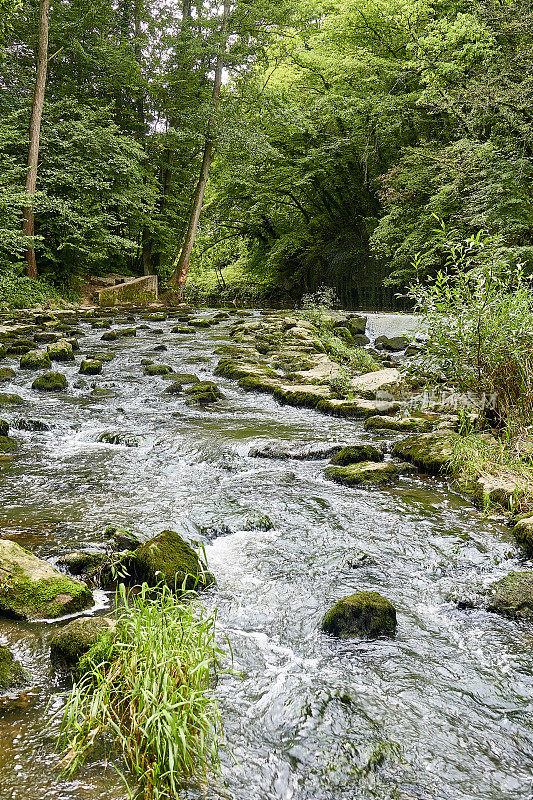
[59,583,226,799]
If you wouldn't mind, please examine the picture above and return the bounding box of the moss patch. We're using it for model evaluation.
[50,616,115,667]
[391,433,454,474]
[32,372,67,392]
[0,393,25,406]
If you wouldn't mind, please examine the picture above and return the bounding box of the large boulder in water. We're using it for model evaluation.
[486,572,533,620]
[512,517,533,558]
[32,372,67,392]
[130,530,215,592]
[0,539,93,620]
[20,349,51,370]
[322,591,397,638]
[47,338,74,362]
[50,616,115,668]
[328,444,383,466]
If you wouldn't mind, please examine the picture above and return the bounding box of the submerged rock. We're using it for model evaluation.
[243,512,274,531]
[322,591,397,638]
[130,529,215,591]
[32,372,67,392]
[97,431,140,447]
[57,551,108,576]
[249,442,343,460]
[486,572,533,620]
[79,359,102,375]
[50,616,115,668]
[329,444,383,466]
[20,350,51,370]
[14,418,50,432]
[0,436,17,453]
[0,539,92,620]
[325,460,414,486]
[0,645,27,691]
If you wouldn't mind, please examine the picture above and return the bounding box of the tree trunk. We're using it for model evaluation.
[23,0,50,279]
[169,0,230,298]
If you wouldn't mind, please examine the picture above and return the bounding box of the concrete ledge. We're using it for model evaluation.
[95,276,158,306]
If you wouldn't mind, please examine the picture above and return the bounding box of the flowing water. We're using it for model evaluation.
[0,310,531,800]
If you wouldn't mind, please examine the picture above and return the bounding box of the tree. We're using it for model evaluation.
[23,0,50,278]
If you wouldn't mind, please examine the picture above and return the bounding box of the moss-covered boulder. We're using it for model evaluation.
[249,442,343,460]
[273,384,331,409]
[32,372,67,392]
[391,433,454,474]
[14,418,49,432]
[79,359,102,376]
[188,318,212,328]
[0,367,16,382]
[0,645,26,691]
[130,529,215,591]
[364,415,434,433]
[47,338,74,362]
[512,517,533,558]
[103,525,142,551]
[0,538,93,620]
[0,436,17,453]
[375,335,409,352]
[329,444,383,466]
[322,592,397,638]
[50,616,115,668]
[163,381,182,395]
[57,551,108,576]
[101,330,118,341]
[89,351,115,362]
[97,431,140,447]
[20,350,52,370]
[0,393,25,407]
[144,364,173,376]
[486,572,533,620]
[325,460,414,486]
[34,331,61,343]
[185,381,223,405]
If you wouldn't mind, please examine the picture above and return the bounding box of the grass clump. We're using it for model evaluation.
[59,582,226,799]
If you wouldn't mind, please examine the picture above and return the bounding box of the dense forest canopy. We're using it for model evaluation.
[1,0,532,306]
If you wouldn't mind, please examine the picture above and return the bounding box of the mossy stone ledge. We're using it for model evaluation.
[50,616,115,668]
[329,444,383,466]
[0,538,93,620]
[322,591,397,638]
[325,460,413,486]
[32,372,67,392]
[0,644,27,691]
[129,529,215,592]
[364,415,435,433]
[391,432,454,474]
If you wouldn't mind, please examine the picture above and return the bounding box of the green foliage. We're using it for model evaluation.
[0,268,68,309]
[59,582,226,800]
[408,226,533,429]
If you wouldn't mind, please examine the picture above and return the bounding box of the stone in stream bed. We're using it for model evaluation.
[364,415,435,433]
[391,433,454,474]
[50,616,116,668]
[47,338,74,361]
[243,512,274,531]
[19,350,51,370]
[0,420,8,436]
[144,363,173,376]
[163,382,182,395]
[512,517,533,558]
[328,445,383,466]
[322,592,397,638]
[185,381,224,405]
[0,436,17,453]
[0,393,25,406]
[249,442,344,460]
[79,359,102,375]
[128,529,215,592]
[0,367,16,382]
[172,325,194,334]
[316,398,401,418]
[32,372,67,392]
[324,461,415,486]
[97,431,140,447]
[0,539,93,620]
[273,384,331,409]
[486,572,533,620]
[0,645,27,691]
[57,550,108,576]
[101,331,118,341]
[88,351,115,362]
[14,418,50,432]
[103,525,143,551]
[33,331,61,343]
[90,387,115,398]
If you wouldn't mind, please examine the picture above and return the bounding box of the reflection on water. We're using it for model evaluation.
[0,310,530,800]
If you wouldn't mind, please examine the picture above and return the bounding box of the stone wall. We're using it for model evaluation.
[95,275,158,306]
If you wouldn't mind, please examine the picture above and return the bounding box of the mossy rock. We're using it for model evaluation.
[162,372,199,385]
[144,364,173,376]
[90,387,114,398]
[171,325,193,334]
[0,420,7,436]
[238,375,280,393]
[79,359,102,376]
[391,433,454,474]
[20,350,52,370]
[512,517,533,558]
[47,339,74,361]
[0,344,6,359]
[486,571,533,620]
[97,431,140,447]
[130,529,215,592]
[243,512,274,531]
[163,382,182,395]
[0,393,25,406]
[0,436,17,453]
[214,358,264,380]
[364,415,434,433]
[329,445,383,466]
[188,319,212,328]
[89,351,115,362]
[185,381,223,405]
[273,384,330,409]
[57,550,108,576]
[32,372,67,392]
[0,367,16,382]
[0,645,26,691]
[103,525,142,551]
[117,327,136,337]
[0,539,93,620]
[322,591,397,638]
[144,313,166,322]
[325,461,413,486]
[101,331,119,341]
[14,418,49,432]
[50,616,115,668]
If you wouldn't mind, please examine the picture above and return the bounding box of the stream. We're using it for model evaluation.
[0,309,531,800]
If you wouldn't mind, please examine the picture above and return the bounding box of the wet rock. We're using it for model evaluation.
[50,616,115,668]
[329,445,383,466]
[486,572,533,620]
[185,381,223,405]
[200,522,234,540]
[19,350,51,369]
[512,517,533,558]
[145,313,166,322]
[117,327,136,337]
[65,337,80,351]
[0,393,25,406]
[32,372,67,392]
[33,331,61,343]
[162,372,199,385]
[152,344,167,351]
[0,367,16,382]
[0,420,7,436]
[103,525,143,551]
[163,381,182,395]
[473,474,518,510]
[325,460,414,486]
[317,398,400,418]
[0,538,92,620]
[364,415,434,433]
[350,368,402,399]
[374,335,409,352]
[243,512,274,531]
[322,591,397,638]
[172,325,193,334]
[188,319,212,328]
[352,334,371,346]
[249,442,343,460]
[273,384,331,409]
[97,431,140,447]
[89,351,115,362]
[79,359,102,376]
[0,436,17,453]
[101,331,118,341]
[0,645,27,691]
[90,387,114,398]
[47,338,74,362]
[14,419,50,432]
[130,529,215,591]
[144,364,173,376]
[57,551,108,576]
[391,433,454,474]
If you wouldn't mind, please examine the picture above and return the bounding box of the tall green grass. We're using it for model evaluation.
[59,583,225,799]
